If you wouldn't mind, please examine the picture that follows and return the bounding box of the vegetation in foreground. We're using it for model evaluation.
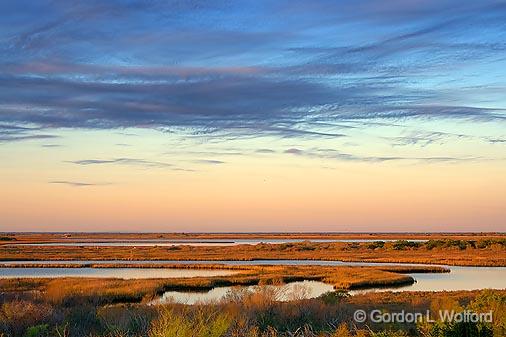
[0,283,504,337]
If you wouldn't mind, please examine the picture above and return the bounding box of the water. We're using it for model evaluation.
[1,260,503,297]
[351,266,506,294]
[0,259,437,267]
[157,280,335,304]
[154,265,506,304]
[4,238,427,247]
[0,267,237,279]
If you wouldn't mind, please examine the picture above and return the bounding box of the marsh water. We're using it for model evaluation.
[0,267,238,279]
[157,280,336,304]
[1,259,504,297]
[155,265,506,304]
[4,238,427,246]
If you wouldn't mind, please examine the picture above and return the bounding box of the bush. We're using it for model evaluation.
[320,291,349,305]
[367,241,385,250]
[23,325,49,337]
[424,320,493,337]
[0,300,54,337]
[426,240,445,250]
[393,240,422,250]
[149,307,232,337]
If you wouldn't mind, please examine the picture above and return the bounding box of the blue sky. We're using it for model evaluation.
[1,0,505,137]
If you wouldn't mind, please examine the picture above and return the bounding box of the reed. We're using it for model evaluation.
[2,239,505,266]
[0,264,449,304]
[1,287,504,337]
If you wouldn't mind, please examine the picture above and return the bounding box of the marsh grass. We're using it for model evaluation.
[0,263,441,305]
[2,239,505,266]
[1,288,504,337]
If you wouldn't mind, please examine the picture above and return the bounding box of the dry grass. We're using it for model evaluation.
[2,287,504,337]
[2,232,504,244]
[1,238,505,266]
[0,264,448,304]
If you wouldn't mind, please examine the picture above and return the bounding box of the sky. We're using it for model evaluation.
[0,0,505,232]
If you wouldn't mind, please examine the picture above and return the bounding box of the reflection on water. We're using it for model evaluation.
[351,266,506,294]
[0,260,504,293]
[0,259,437,267]
[0,267,237,279]
[157,281,335,305]
[5,238,427,247]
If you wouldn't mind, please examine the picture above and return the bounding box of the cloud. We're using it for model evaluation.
[66,158,174,168]
[0,0,505,153]
[0,134,58,142]
[48,180,110,187]
[387,131,473,147]
[0,124,59,143]
[255,148,276,154]
[193,159,225,165]
[487,138,506,144]
[284,147,476,164]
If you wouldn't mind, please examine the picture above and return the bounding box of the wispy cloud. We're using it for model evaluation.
[49,180,111,187]
[486,138,506,144]
[0,124,58,143]
[66,158,173,168]
[0,0,504,161]
[284,148,476,164]
[0,134,58,142]
[255,148,276,154]
[192,159,225,165]
[386,131,473,147]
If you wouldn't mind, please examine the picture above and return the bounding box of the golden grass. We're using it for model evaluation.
[1,288,504,337]
[1,238,505,266]
[2,232,505,244]
[0,264,448,304]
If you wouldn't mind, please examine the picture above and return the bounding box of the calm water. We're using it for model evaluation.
[0,259,436,267]
[154,266,506,304]
[5,239,427,247]
[157,281,335,304]
[0,267,237,279]
[352,266,506,293]
[1,260,503,298]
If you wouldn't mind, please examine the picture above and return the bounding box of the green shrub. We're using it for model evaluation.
[367,241,385,250]
[393,240,422,250]
[149,307,232,337]
[320,290,349,304]
[424,320,493,337]
[426,240,445,250]
[24,325,49,337]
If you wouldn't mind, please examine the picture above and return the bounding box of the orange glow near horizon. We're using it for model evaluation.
[1,143,504,232]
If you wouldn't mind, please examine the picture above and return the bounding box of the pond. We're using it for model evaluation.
[351,266,506,294]
[0,260,504,295]
[157,280,336,305]
[153,265,506,304]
